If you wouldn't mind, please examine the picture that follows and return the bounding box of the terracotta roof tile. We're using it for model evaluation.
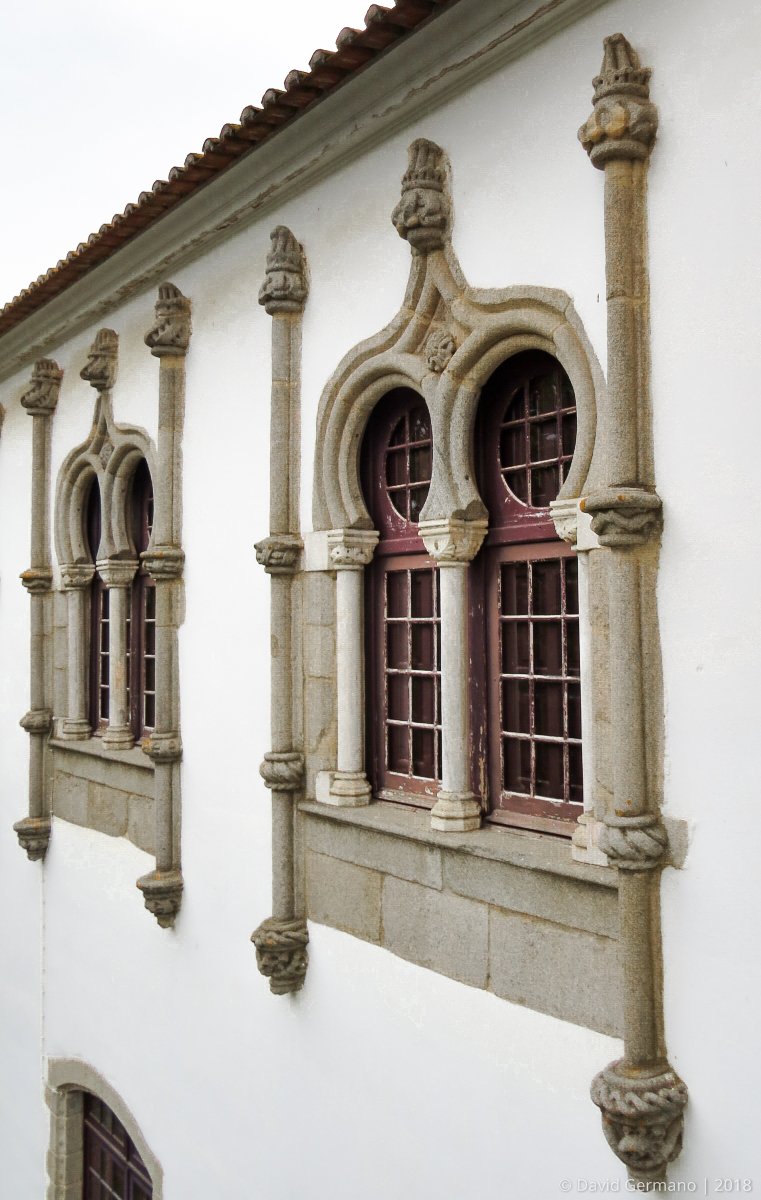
[0,0,455,339]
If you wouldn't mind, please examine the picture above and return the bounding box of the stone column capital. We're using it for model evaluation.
[328,528,379,570]
[259,751,304,791]
[392,138,449,254]
[582,488,662,547]
[96,558,138,588]
[549,497,579,546]
[258,226,308,315]
[600,813,668,871]
[142,733,182,764]
[60,563,95,590]
[141,545,184,580]
[255,534,302,575]
[80,329,118,393]
[20,708,52,736]
[145,283,191,357]
[21,359,63,416]
[20,567,53,594]
[579,34,658,168]
[419,517,487,564]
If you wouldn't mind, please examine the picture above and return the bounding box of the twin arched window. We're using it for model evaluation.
[362,352,582,835]
[84,460,155,741]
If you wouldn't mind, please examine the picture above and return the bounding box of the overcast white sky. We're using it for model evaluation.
[1,0,371,306]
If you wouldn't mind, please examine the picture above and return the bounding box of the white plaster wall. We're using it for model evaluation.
[2,0,761,1195]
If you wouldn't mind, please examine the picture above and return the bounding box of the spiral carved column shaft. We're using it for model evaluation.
[579,35,687,1183]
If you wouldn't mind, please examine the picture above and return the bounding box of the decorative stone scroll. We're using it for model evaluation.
[580,36,687,1181]
[252,227,310,993]
[136,284,191,929]
[13,358,63,860]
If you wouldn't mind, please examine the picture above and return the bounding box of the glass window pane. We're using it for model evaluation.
[387,674,409,722]
[503,736,531,795]
[501,620,530,675]
[500,425,526,470]
[568,682,582,741]
[411,624,434,671]
[530,418,559,463]
[410,570,433,618]
[534,680,564,737]
[412,727,435,778]
[386,448,406,487]
[387,624,409,670]
[533,621,563,676]
[386,571,408,619]
[535,740,564,800]
[409,445,431,483]
[502,678,531,735]
[387,724,409,773]
[411,676,435,724]
[409,487,427,522]
[530,463,559,508]
[503,466,528,504]
[567,620,580,675]
[569,743,584,804]
[532,560,561,615]
[501,562,529,615]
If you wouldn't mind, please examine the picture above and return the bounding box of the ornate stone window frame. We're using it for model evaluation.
[46,1058,162,1200]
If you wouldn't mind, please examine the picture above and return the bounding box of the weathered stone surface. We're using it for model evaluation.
[382,876,488,988]
[305,624,335,680]
[52,772,89,827]
[442,850,618,938]
[127,795,156,856]
[306,851,381,943]
[489,908,622,1036]
[306,815,443,889]
[87,784,128,838]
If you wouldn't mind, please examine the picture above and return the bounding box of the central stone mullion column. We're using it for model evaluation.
[326,529,379,806]
[99,561,137,750]
[420,517,486,832]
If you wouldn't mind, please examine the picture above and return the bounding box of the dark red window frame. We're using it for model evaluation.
[475,350,583,835]
[86,478,109,733]
[129,460,155,741]
[83,1092,153,1199]
[362,389,441,805]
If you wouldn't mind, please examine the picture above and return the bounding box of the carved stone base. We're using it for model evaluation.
[251,916,309,994]
[327,770,372,807]
[136,869,183,928]
[13,815,51,861]
[101,725,134,751]
[591,1058,688,1183]
[430,790,482,832]
[59,718,92,741]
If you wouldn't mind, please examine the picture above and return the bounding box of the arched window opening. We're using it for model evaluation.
[476,350,582,834]
[83,1091,153,1199]
[85,478,109,733]
[362,389,441,804]
[128,459,155,740]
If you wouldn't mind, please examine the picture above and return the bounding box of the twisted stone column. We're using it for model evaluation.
[14,359,62,859]
[579,35,687,1183]
[251,227,310,993]
[137,284,190,928]
[420,517,486,832]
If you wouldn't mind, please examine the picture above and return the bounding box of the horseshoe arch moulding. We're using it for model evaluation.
[311,136,608,845]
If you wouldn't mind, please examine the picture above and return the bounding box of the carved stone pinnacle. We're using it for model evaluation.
[20,567,53,594]
[251,916,309,994]
[425,329,457,373]
[258,226,308,314]
[136,868,183,928]
[419,517,487,564]
[582,488,662,546]
[259,751,304,792]
[600,814,668,871]
[579,35,658,167]
[21,359,63,416]
[392,139,449,255]
[80,329,118,393]
[591,1059,688,1182]
[145,283,191,356]
[13,815,51,861]
[254,535,302,575]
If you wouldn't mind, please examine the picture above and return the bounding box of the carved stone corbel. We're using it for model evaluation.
[580,35,687,1183]
[252,228,310,993]
[13,359,63,860]
[392,138,450,255]
[136,284,190,929]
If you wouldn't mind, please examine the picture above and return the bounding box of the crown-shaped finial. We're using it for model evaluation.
[145,282,191,356]
[80,329,118,392]
[392,139,449,255]
[579,35,657,167]
[258,226,308,314]
[21,358,63,415]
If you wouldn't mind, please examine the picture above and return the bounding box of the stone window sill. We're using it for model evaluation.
[299,799,622,1036]
[49,736,153,771]
[48,737,155,854]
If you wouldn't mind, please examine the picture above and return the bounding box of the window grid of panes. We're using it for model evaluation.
[384,565,441,784]
[499,369,577,508]
[385,406,432,522]
[83,1093,152,1200]
[498,555,582,806]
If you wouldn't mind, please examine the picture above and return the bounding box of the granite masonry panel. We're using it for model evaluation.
[302,801,621,1036]
[50,742,155,855]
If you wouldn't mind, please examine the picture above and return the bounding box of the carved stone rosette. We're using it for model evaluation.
[251,917,309,995]
[253,229,310,992]
[591,1060,688,1183]
[15,358,61,860]
[580,37,687,1181]
[392,139,449,254]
